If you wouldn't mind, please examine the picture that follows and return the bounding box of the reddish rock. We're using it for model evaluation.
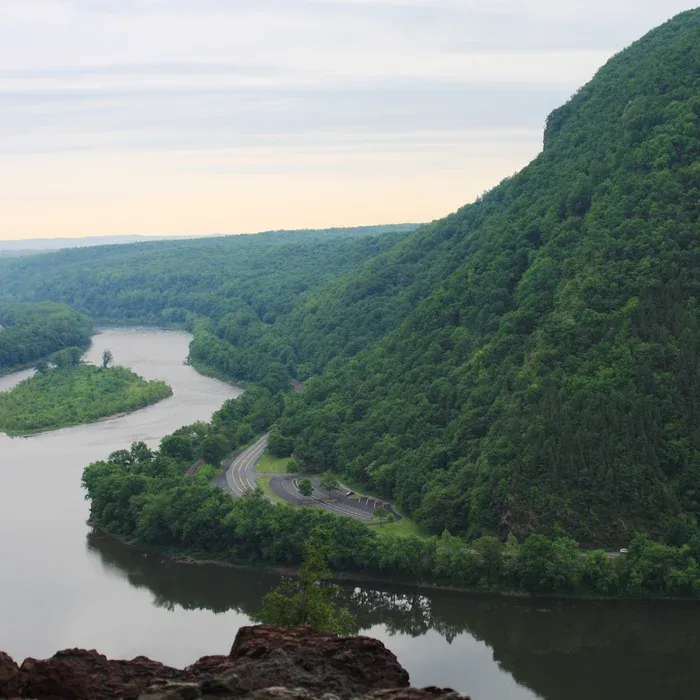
[227,625,410,698]
[19,648,184,700]
[1,626,470,700]
[0,651,20,698]
[184,654,234,679]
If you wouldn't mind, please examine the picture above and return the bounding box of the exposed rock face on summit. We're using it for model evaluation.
[0,625,469,700]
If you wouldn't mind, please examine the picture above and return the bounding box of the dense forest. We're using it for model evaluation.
[82,531,700,700]
[6,11,700,548]
[0,301,92,372]
[0,361,172,435]
[83,387,700,599]
[273,9,700,544]
[0,225,416,384]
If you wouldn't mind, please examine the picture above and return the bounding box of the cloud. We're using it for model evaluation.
[0,0,696,238]
[0,1,73,23]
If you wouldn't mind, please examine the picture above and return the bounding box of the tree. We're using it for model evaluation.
[51,346,83,368]
[267,427,293,457]
[201,433,230,465]
[160,434,195,463]
[253,531,357,634]
[473,535,504,585]
[373,505,386,524]
[584,550,618,594]
[517,534,554,592]
[102,349,114,368]
[548,536,583,591]
[35,359,49,374]
[286,458,302,474]
[298,478,313,499]
[319,472,340,496]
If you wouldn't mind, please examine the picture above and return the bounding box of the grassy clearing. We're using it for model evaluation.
[257,476,288,505]
[339,476,426,538]
[372,516,425,538]
[256,452,292,473]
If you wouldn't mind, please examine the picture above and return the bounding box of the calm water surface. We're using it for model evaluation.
[1,328,698,700]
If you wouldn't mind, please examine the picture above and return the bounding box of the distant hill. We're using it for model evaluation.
[0,225,421,256]
[0,235,174,255]
[0,225,418,388]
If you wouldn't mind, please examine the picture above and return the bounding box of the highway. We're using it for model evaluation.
[269,475,374,520]
[224,433,269,497]
[215,433,401,522]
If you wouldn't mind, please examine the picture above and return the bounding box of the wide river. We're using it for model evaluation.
[1,328,699,700]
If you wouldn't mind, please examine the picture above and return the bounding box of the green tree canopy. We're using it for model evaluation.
[253,531,357,635]
[298,478,314,499]
[0,301,92,372]
[320,472,340,496]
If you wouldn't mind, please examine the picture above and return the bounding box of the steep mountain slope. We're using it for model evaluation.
[276,9,700,544]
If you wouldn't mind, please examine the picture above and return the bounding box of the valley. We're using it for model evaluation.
[0,327,695,700]
[1,9,700,699]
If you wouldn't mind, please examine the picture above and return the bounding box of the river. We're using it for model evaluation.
[1,328,699,700]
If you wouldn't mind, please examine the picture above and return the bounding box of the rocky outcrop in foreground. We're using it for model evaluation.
[0,625,469,700]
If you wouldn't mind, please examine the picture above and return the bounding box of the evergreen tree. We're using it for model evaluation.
[253,531,357,634]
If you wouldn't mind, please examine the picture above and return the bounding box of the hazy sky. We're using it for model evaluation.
[0,0,696,239]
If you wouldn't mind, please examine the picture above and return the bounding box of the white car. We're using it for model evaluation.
[619,548,629,555]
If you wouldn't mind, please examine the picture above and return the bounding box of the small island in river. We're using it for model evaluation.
[0,349,172,435]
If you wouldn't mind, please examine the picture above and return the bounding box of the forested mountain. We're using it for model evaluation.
[0,225,416,322]
[0,225,416,382]
[0,301,93,371]
[272,9,700,544]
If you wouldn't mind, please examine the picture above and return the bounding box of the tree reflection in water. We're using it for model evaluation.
[88,529,700,700]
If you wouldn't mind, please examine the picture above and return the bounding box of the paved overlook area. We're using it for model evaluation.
[213,434,401,523]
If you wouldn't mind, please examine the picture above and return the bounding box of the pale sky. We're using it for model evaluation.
[0,0,696,239]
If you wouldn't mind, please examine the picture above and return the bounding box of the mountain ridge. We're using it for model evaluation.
[273,8,700,544]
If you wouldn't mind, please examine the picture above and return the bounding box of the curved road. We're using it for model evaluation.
[223,433,269,496]
[270,475,374,521]
[216,435,400,522]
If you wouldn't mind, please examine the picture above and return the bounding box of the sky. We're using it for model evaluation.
[0,0,697,240]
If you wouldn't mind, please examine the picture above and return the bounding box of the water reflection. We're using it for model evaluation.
[0,329,243,667]
[87,530,279,615]
[2,328,697,700]
[87,530,700,700]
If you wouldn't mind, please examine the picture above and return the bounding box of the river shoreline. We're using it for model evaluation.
[4,327,698,700]
[0,368,173,437]
[89,524,695,605]
[186,357,251,389]
[0,396,174,438]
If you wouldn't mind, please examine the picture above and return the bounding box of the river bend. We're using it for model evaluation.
[1,329,699,700]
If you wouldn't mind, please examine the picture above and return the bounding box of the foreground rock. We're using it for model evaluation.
[0,626,469,700]
[0,652,20,698]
